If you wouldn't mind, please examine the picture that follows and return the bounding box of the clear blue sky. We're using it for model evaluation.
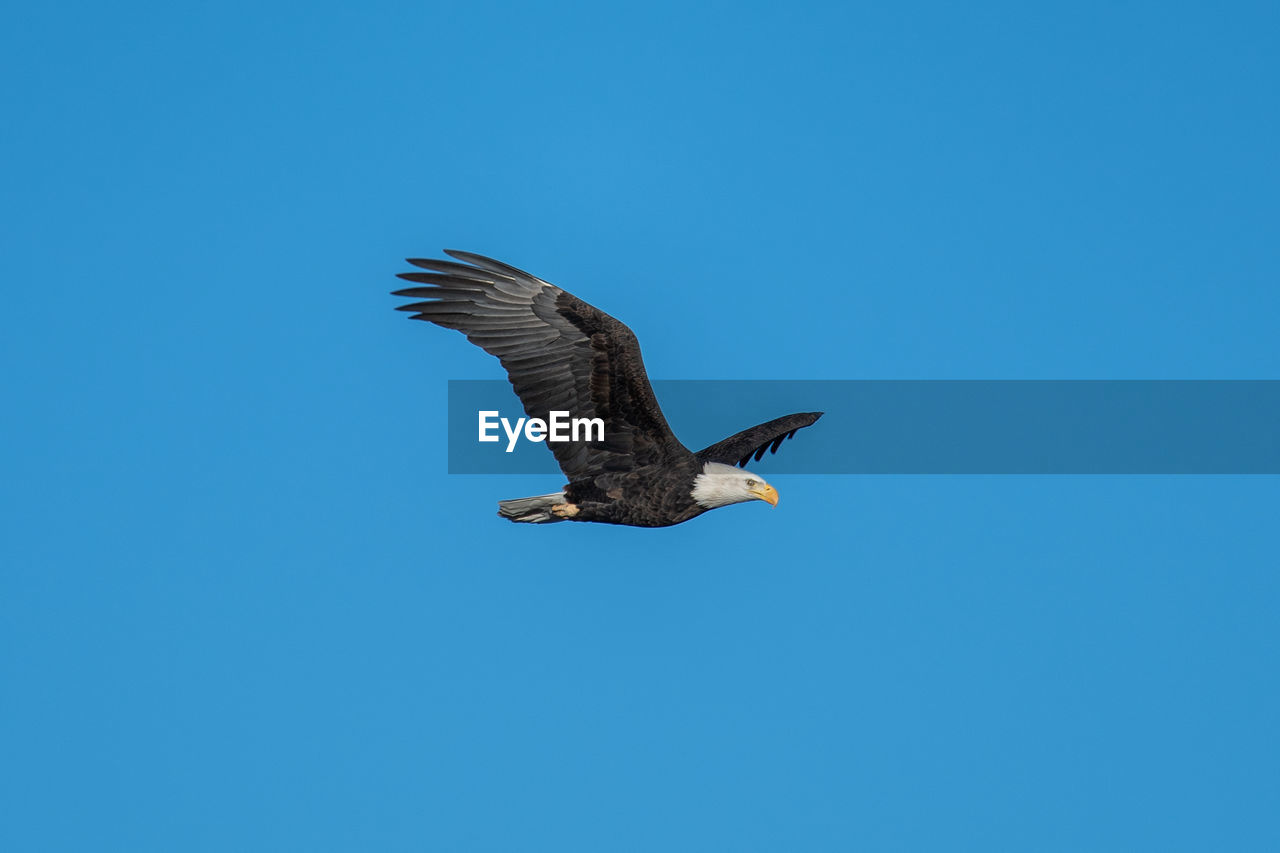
[3,1,1278,850]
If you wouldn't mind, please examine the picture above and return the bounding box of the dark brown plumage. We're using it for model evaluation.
[393,250,822,527]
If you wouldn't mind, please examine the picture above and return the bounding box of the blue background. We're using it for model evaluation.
[3,1,1277,850]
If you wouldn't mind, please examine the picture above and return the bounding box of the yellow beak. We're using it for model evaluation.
[750,484,779,507]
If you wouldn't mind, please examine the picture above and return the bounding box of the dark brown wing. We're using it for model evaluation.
[394,250,689,480]
[695,412,824,468]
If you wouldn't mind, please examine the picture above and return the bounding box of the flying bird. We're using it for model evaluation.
[393,251,822,527]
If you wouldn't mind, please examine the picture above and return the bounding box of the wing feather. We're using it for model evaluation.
[394,251,689,480]
[695,412,824,468]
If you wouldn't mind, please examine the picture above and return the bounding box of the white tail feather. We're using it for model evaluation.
[497,491,567,524]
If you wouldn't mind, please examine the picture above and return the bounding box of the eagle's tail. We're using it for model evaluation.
[497,491,567,524]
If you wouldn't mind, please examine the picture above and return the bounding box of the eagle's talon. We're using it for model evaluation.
[551,502,580,518]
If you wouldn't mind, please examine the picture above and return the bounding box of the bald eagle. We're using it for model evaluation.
[394,251,822,527]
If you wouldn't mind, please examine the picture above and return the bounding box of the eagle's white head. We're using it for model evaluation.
[691,462,780,509]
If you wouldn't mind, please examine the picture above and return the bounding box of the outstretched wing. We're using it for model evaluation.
[695,412,824,468]
[394,250,688,480]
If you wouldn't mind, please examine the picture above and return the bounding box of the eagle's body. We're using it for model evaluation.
[394,251,821,527]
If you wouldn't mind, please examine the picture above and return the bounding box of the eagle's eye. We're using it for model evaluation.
[745,478,757,487]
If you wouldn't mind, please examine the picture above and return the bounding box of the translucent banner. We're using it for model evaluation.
[445,380,1280,474]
